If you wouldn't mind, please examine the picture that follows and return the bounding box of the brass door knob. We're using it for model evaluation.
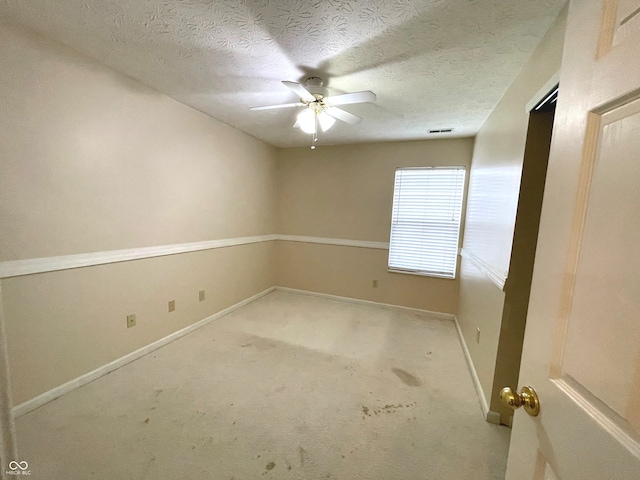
[499,385,540,416]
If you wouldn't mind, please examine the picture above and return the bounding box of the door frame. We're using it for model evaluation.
[487,72,561,426]
[0,283,17,475]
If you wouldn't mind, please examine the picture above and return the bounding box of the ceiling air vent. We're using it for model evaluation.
[428,128,453,134]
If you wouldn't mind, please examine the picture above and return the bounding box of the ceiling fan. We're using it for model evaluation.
[249,77,376,148]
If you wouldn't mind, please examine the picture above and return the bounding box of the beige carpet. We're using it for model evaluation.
[15,290,509,479]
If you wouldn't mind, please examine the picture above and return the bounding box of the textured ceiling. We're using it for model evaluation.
[0,0,566,148]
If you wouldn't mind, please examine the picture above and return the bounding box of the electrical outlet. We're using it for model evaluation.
[168,300,175,312]
[476,327,481,344]
[372,279,379,288]
[199,290,205,301]
[127,314,136,328]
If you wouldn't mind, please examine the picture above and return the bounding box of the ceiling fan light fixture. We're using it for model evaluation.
[250,77,375,149]
[317,111,336,132]
[296,108,316,134]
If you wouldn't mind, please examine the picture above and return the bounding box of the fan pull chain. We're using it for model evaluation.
[311,114,318,149]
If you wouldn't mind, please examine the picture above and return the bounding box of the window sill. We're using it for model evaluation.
[387,268,456,280]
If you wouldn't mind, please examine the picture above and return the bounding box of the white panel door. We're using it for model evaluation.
[505,1,640,478]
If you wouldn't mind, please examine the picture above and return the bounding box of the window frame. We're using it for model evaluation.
[387,166,466,280]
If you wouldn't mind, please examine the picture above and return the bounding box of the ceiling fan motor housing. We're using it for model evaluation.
[304,76,328,96]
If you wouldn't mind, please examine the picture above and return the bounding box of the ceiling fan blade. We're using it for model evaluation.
[325,106,362,125]
[324,90,376,106]
[249,102,304,111]
[282,81,316,102]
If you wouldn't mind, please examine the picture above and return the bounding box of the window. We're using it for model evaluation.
[388,167,466,279]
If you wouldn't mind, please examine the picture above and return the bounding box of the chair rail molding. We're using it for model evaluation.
[459,248,507,291]
[0,235,278,278]
[0,235,390,278]
[278,235,389,250]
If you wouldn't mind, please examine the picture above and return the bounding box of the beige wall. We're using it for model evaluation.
[0,28,277,261]
[2,243,275,404]
[457,7,567,420]
[277,242,458,313]
[276,140,474,314]
[0,26,278,404]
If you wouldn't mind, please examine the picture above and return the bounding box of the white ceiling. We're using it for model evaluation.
[1,0,566,148]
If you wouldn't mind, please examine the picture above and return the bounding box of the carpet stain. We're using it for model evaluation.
[143,418,149,424]
[141,455,156,477]
[250,337,277,351]
[299,446,309,466]
[266,461,276,471]
[383,402,416,411]
[240,343,253,348]
[392,368,421,386]
[364,402,417,416]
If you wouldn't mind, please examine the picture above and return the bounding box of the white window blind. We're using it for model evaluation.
[388,167,466,279]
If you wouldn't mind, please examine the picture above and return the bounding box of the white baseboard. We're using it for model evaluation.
[281,287,496,421]
[274,286,455,321]
[485,410,502,425]
[452,315,490,419]
[12,287,276,418]
[12,286,475,421]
